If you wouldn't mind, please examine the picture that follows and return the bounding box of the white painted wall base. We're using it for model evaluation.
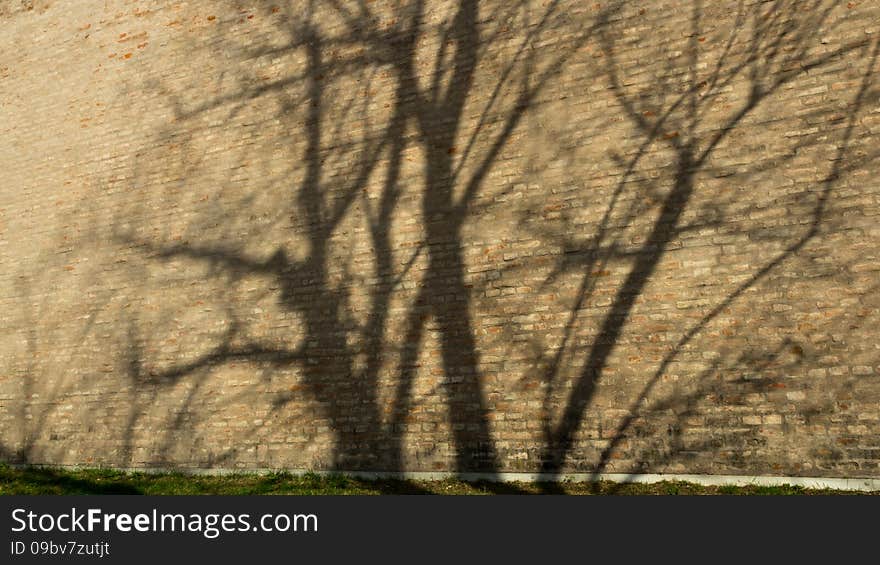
[11,464,880,492]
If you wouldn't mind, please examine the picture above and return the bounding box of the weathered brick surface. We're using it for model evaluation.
[1,0,878,478]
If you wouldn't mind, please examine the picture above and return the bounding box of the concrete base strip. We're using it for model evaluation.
[9,464,880,492]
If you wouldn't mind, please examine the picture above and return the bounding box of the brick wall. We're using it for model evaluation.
[1,0,878,478]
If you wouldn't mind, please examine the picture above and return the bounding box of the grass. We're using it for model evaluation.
[1,464,875,495]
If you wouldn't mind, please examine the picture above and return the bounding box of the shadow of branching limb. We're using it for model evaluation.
[111,0,611,475]
[589,32,880,484]
[537,0,879,486]
[373,0,615,475]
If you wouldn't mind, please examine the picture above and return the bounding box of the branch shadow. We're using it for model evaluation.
[109,0,609,483]
[535,0,879,490]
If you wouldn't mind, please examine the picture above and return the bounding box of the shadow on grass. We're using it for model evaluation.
[1,466,872,495]
[0,466,143,495]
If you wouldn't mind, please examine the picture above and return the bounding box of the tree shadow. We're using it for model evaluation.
[109,0,609,480]
[4,1,876,490]
[534,0,880,490]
